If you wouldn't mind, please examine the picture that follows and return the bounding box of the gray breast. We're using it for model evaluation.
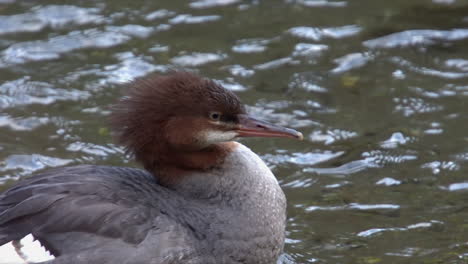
[174,143,287,264]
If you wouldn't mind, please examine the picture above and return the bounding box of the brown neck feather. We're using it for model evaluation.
[136,141,237,186]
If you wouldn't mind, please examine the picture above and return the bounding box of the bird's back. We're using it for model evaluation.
[0,165,202,264]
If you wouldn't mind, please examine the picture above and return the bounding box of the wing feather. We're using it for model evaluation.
[0,165,196,263]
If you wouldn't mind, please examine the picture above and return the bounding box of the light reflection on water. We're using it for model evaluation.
[1,0,468,263]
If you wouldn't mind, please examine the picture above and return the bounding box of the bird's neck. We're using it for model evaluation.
[138,141,238,186]
[169,142,284,203]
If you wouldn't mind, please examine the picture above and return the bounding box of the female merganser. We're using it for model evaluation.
[0,72,303,264]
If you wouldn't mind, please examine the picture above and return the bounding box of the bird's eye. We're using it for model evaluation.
[209,112,222,121]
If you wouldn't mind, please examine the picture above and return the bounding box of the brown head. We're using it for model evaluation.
[111,72,302,185]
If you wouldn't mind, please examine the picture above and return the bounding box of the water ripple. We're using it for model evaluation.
[393,97,443,117]
[0,115,49,131]
[305,149,418,175]
[376,177,402,186]
[232,38,270,53]
[445,59,468,72]
[421,160,459,174]
[379,132,411,149]
[145,9,176,21]
[292,43,328,58]
[331,52,372,74]
[66,142,121,157]
[0,26,155,66]
[254,57,300,70]
[248,105,315,128]
[289,73,329,93]
[0,5,103,35]
[364,29,468,49]
[223,64,255,77]
[295,0,347,7]
[0,154,72,183]
[306,203,400,212]
[0,77,90,109]
[105,25,155,38]
[99,52,166,84]
[444,182,468,191]
[362,150,418,167]
[189,0,241,9]
[214,79,247,92]
[168,14,221,24]
[263,151,344,166]
[308,129,358,145]
[357,220,443,238]
[304,159,372,175]
[392,57,468,79]
[288,25,362,41]
[171,52,227,66]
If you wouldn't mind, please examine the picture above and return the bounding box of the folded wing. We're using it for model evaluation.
[0,165,196,264]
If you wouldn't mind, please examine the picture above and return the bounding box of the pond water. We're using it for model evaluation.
[1,0,468,263]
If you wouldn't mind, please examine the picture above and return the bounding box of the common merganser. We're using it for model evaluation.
[0,72,303,264]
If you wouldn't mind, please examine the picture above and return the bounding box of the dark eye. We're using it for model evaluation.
[209,111,222,121]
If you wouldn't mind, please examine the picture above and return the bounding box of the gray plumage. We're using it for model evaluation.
[0,144,286,264]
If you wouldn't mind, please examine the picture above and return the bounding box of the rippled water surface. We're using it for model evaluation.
[1,0,468,263]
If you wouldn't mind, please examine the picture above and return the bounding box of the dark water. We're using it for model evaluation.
[1,0,468,263]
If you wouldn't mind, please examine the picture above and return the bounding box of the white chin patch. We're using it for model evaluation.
[202,130,238,144]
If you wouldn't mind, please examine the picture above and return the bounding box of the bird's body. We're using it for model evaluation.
[0,72,301,264]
